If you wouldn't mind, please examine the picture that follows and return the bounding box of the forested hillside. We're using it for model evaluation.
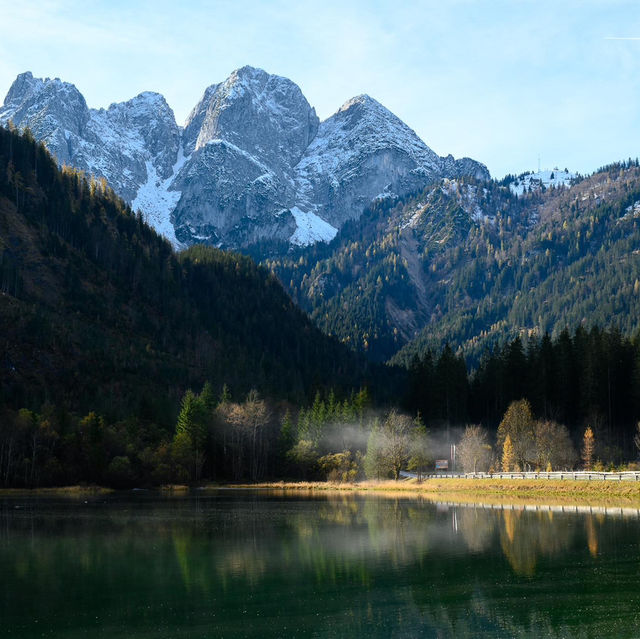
[268,163,640,363]
[0,126,376,425]
[3,125,640,487]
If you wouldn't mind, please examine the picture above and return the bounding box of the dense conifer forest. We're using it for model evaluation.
[0,127,385,485]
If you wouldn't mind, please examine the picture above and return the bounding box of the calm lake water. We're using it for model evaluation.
[1,491,640,638]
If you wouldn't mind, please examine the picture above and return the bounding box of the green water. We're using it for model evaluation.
[1,492,639,638]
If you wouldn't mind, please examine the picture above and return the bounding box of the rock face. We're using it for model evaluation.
[294,94,489,228]
[0,67,490,250]
[173,66,319,247]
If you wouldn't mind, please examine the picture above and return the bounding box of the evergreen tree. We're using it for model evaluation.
[199,381,216,413]
[175,389,207,480]
[219,383,231,405]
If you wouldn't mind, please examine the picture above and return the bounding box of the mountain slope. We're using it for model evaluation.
[269,162,640,362]
[0,126,376,424]
[0,67,489,252]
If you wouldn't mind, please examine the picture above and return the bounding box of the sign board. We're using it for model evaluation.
[435,459,449,470]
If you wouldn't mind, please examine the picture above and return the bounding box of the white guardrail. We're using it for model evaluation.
[399,470,640,481]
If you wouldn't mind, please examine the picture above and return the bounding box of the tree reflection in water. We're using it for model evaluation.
[0,493,636,638]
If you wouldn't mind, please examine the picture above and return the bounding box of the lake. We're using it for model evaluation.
[1,491,639,638]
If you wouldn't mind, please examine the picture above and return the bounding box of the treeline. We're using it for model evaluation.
[269,158,640,364]
[406,326,640,459]
[4,325,640,487]
[0,385,409,487]
[456,400,635,473]
[395,160,640,364]
[267,178,541,361]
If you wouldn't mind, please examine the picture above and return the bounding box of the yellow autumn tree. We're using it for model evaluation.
[582,427,595,470]
[502,434,515,472]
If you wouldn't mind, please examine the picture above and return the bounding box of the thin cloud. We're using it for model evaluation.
[604,37,640,40]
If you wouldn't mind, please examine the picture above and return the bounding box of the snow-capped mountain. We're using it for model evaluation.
[0,67,489,250]
[0,71,183,245]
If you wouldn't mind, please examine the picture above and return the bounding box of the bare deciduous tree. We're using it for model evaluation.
[497,400,536,470]
[534,420,577,470]
[365,410,422,480]
[457,425,492,473]
[218,390,271,481]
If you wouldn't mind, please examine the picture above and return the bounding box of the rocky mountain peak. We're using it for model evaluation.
[322,92,441,163]
[1,67,490,252]
[0,72,89,165]
[337,93,382,113]
[4,71,39,104]
[3,72,86,114]
[184,66,319,174]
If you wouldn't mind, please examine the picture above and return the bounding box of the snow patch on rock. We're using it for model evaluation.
[132,147,189,248]
[289,206,338,246]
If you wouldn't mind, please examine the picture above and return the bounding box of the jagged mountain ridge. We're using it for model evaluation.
[0,66,489,250]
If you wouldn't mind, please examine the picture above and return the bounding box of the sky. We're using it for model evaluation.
[0,0,638,178]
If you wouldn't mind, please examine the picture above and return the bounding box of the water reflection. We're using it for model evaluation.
[585,515,599,557]
[0,493,638,637]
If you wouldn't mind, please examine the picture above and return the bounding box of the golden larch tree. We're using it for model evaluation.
[502,434,515,472]
[582,427,595,470]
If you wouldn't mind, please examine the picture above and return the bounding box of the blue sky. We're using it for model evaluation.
[0,0,638,178]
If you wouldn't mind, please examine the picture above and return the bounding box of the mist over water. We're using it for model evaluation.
[2,491,639,637]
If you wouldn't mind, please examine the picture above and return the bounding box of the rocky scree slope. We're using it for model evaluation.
[0,67,489,251]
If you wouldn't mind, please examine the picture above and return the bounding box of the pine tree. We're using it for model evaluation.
[176,389,207,480]
[199,381,216,413]
[219,383,231,405]
[176,390,198,437]
[279,409,295,454]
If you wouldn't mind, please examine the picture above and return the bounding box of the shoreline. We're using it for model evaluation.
[4,478,640,507]
[0,485,114,497]
[210,478,640,507]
